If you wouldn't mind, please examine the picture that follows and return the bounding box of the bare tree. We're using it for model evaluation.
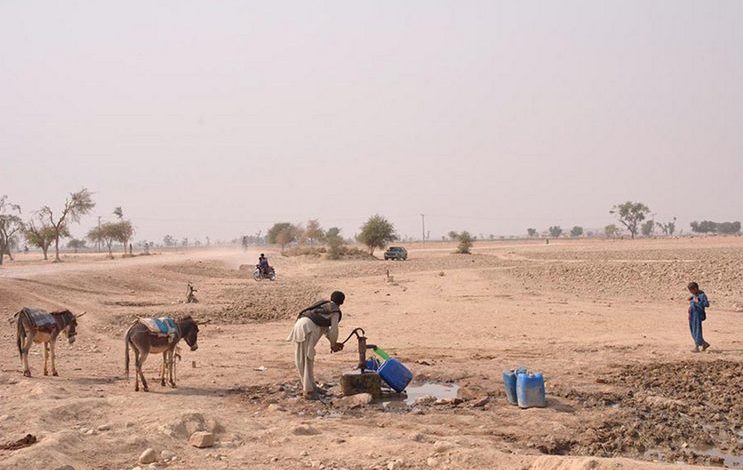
[112,207,134,254]
[40,188,95,262]
[0,196,24,265]
[604,224,620,238]
[305,219,325,245]
[268,222,297,254]
[25,216,63,260]
[88,225,115,258]
[610,201,650,240]
[67,238,87,253]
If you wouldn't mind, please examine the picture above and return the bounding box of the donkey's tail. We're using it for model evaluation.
[16,313,24,359]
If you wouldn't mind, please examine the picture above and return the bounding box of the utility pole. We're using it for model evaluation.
[420,213,426,242]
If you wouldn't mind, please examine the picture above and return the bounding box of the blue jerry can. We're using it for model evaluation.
[377,358,413,392]
[516,372,546,408]
[503,367,527,405]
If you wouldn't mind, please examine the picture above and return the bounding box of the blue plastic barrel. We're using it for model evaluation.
[377,358,413,392]
[365,358,380,371]
[502,371,518,405]
[516,372,546,408]
[503,367,527,405]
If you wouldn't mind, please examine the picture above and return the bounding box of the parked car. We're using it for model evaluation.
[384,246,408,261]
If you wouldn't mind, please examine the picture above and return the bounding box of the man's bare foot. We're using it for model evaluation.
[702,342,711,351]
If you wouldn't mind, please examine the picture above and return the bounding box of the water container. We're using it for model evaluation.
[516,372,546,408]
[365,358,380,371]
[503,367,527,405]
[377,358,413,393]
[502,371,518,405]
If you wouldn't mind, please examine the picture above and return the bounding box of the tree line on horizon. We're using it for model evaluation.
[526,201,740,240]
[3,196,741,265]
[0,189,135,264]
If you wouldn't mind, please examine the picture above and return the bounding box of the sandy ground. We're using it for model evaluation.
[1,238,742,470]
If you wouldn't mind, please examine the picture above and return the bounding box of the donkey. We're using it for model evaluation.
[124,315,202,392]
[15,308,84,377]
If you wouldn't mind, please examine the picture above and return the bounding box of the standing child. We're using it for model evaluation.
[687,282,710,352]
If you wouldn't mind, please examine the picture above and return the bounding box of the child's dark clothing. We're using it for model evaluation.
[688,291,710,347]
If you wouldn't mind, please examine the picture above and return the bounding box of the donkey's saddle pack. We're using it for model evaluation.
[22,307,58,331]
[140,317,178,341]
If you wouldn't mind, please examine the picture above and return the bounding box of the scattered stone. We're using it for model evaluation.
[138,448,157,464]
[413,395,436,406]
[160,413,223,438]
[300,450,310,457]
[387,458,404,469]
[383,400,409,412]
[292,425,321,436]
[160,450,176,461]
[7,377,19,385]
[189,431,215,448]
[54,466,75,470]
[470,396,490,408]
[426,457,439,468]
[433,441,457,454]
[267,404,284,413]
[333,393,374,409]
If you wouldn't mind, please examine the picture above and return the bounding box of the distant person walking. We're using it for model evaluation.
[687,282,710,352]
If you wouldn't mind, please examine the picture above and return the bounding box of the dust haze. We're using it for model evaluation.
[2,1,742,242]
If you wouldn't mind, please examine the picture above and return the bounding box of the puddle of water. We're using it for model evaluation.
[404,383,459,405]
[698,447,743,468]
[645,448,743,468]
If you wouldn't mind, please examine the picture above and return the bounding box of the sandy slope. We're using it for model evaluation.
[1,239,741,470]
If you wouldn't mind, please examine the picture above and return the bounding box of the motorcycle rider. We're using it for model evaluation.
[258,253,270,275]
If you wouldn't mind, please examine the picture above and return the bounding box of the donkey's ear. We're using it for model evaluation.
[75,311,87,318]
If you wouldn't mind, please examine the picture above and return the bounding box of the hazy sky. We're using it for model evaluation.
[2,1,741,242]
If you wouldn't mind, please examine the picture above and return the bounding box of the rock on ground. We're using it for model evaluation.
[189,431,215,448]
[138,448,157,464]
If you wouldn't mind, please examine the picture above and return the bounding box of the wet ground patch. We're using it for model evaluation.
[550,360,743,467]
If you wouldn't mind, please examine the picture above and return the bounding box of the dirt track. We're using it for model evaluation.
[1,238,742,470]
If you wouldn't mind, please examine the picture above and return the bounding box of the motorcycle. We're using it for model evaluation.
[253,265,276,281]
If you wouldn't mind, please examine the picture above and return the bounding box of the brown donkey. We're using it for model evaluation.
[124,316,201,392]
[16,307,84,377]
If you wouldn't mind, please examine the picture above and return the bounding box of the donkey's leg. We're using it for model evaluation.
[50,339,58,376]
[43,342,49,376]
[21,334,33,377]
[168,350,176,388]
[161,352,167,387]
[133,349,140,391]
[137,350,150,392]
